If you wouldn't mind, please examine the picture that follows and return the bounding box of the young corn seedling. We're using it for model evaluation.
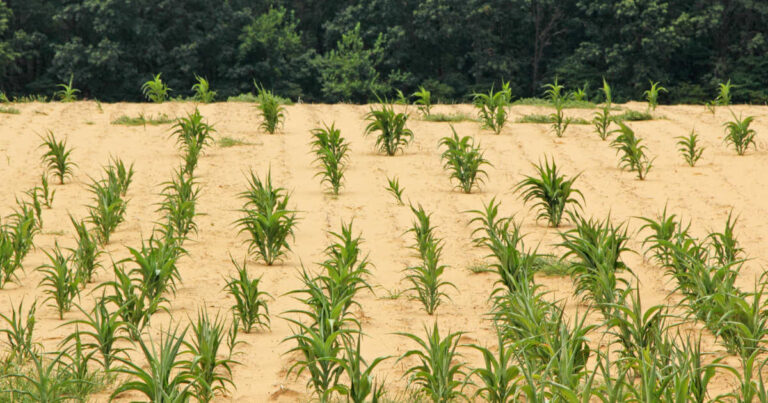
[676,130,704,167]
[39,130,76,184]
[469,328,521,402]
[37,243,80,319]
[330,334,390,403]
[64,297,129,371]
[172,108,216,175]
[141,73,171,103]
[559,213,632,317]
[225,257,271,333]
[101,263,167,340]
[705,79,734,114]
[364,101,414,155]
[311,122,349,195]
[516,157,583,228]
[0,299,38,363]
[611,122,654,180]
[86,175,127,245]
[127,231,185,301]
[385,175,405,205]
[397,322,469,402]
[55,74,80,102]
[638,205,685,266]
[317,220,373,314]
[0,205,39,288]
[236,170,298,265]
[159,167,201,240]
[112,325,193,401]
[593,79,613,140]
[105,156,135,197]
[255,83,286,134]
[706,211,742,266]
[39,173,55,208]
[467,198,539,294]
[185,309,237,402]
[405,226,454,315]
[412,85,432,116]
[68,216,102,283]
[439,126,490,193]
[473,82,511,134]
[643,81,667,111]
[23,188,44,229]
[569,82,589,102]
[0,226,17,288]
[543,78,572,137]
[62,330,105,400]
[4,350,79,402]
[192,75,216,103]
[723,113,757,155]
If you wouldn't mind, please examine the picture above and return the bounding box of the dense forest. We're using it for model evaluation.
[0,0,766,103]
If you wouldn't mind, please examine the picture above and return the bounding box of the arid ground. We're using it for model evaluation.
[1,101,767,401]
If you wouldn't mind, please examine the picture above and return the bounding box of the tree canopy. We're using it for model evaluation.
[1,0,766,103]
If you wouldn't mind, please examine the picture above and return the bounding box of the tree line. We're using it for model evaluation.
[0,0,766,104]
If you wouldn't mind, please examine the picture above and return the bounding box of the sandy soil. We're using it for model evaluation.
[1,101,767,401]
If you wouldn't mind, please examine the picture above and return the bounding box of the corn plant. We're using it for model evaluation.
[385,176,405,205]
[643,81,667,111]
[0,206,39,287]
[23,188,43,229]
[468,198,539,294]
[412,86,432,116]
[330,334,390,403]
[397,322,469,402]
[3,350,78,402]
[638,205,685,266]
[311,122,349,195]
[172,108,216,174]
[255,83,286,134]
[611,122,654,180]
[707,211,742,266]
[516,158,583,227]
[676,131,704,167]
[317,220,373,314]
[439,126,490,193]
[469,329,520,402]
[101,263,167,340]
[126,231,185,301]
[364,101,414,155]
[63,297,128,371]
[38,173,55,208]
[55,74,79,102]
[112,325,193,401]
[225,257,271,333]
[141,73,171,103]
[37,243,80,320]
[715,79,733,106]
[473,82,511,134]
[39,131,76,184]
[105,156,134,197]
[543,78,572,137]
[559,213,631,317]
[0,299,38,363]
[723,113,757,155]
[86,174,127,245]
[192,75,216,103]
[185,309,237,402]
[593,79,613,140]
[61,330,103,400]
[68,216,102,284]
[159,167,201,240]
[405,209,454,315]
[569,83,589,101]
[0,226,18,288]
[236,170,298,265]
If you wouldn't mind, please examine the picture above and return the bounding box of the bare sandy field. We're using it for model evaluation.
[1,101,767,400]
